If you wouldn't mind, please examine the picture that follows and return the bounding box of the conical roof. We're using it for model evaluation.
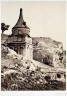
[12,8,30,36]
[13,8,29,28]
[14,8,24,27]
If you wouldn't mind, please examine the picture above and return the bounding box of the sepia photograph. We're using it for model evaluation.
[1,1,66,91]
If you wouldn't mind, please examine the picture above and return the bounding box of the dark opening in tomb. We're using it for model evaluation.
[64,74,66,79]
[43,56,53,66]
[57,74,61,78]
[43,57,49,65]
[45,75,51,81]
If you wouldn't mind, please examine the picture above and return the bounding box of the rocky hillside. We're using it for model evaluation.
[1,45,66,90]
[1,34,66,90]
[32,37,62,48]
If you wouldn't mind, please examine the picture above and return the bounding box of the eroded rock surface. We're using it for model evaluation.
[1,34,66,90]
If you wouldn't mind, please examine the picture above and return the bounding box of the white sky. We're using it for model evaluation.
[1,1,66,50]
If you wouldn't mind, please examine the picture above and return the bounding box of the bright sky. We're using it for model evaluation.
[1,1,66,50]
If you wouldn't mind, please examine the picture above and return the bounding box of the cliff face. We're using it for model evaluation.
[32,37,64,68]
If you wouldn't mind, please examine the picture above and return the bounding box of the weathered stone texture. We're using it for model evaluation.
[7,8,33,59]
[32,37,64,67]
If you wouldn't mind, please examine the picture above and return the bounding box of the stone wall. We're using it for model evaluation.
[12,27,30,36]
[7,35,33,60]
[8,35,26,43]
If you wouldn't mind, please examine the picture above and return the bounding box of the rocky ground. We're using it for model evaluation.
[1,34,66,90]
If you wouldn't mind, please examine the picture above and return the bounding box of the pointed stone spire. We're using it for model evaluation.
[12,8,30,36]
[20,8,22,16]
[13,8,25,28]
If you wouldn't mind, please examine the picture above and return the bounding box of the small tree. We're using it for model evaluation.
[1,23,10,34]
